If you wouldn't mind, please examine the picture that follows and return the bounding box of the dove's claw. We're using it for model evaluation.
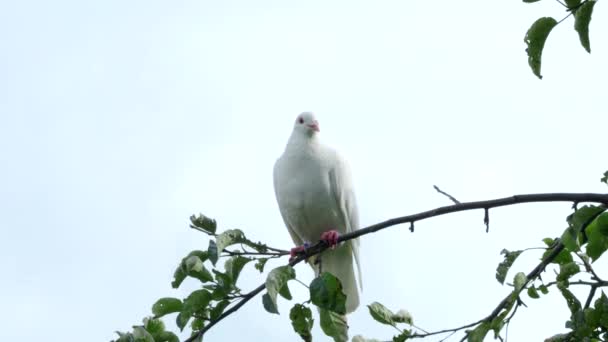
[289,242,311,261]
[320,230,340,249]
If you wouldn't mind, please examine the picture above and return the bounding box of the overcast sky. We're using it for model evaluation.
[1,1,607,341]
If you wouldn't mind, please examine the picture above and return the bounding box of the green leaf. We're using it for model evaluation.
[587,219,608,262]
[524,17,558,79]
[574,0,596,53]
[558,282,582,316]
[565,0,581,7]
[467,321,490,342]
[279,283,293,300]
[153,331,179,342]
[191,317,204,330]
[513,272,527,292]
[568,205,605,232]
[172,266,187,289]
[210,300,230,321]
[172,251,212,288]
[528,287,540,299]
[132,326,155,342]
[143,317,165,335]
[392,331,411,342]
[178,289,212,330]
[601,171,608,185]
[542,244,574,265]
[262,292,280,314]
[593,292,608,327]
[561,226,580,252]
[225,256,252,283]
[539,284,549,294]
[564,205,607,253]
[212,269,233,291]
[254,258,269,273]
[596,213,608,236]
[185,255,213,284]
[320,308,349,342]
[190,213,217,234]
[557,262,581,281]
[112,332,135,342]
[310,272,347,315]
[496,249,523,285]
[542,237,555,246]
[207,240,219,265]
[264,265,296,314]
[152,298,183,318]
[176,311,190,331]
[290,304,314,342]
[367,302,396,326]
[490,310,509,338]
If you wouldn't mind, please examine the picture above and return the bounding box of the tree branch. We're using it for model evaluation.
[186,192,608,341]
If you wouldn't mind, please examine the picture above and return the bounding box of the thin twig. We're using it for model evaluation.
[584,286,597,309]
[433,185,461,204]
[406,319,485,340]
[576,252,604,282]
[222,249,287,257]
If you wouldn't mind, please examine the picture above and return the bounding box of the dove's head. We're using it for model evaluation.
[293,112,320,136]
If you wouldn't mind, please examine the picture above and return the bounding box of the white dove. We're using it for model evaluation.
[273,112,362,314]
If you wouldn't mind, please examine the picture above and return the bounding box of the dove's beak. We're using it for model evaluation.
[308,121,320,132]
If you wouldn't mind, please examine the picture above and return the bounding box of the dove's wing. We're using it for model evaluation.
[273,158,304,247]
[328,151,362,290]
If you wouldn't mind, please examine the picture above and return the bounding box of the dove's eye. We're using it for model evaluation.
[298,117,304,124]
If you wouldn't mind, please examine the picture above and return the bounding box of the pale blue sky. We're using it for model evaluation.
[1,1,607,341]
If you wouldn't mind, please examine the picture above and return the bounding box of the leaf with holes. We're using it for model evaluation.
[496,249,523,285]
[189,213,217,235]
[290,304,314,342]
[209,229,247,265]
[524,17,557,79]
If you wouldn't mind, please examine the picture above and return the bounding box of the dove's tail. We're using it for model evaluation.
[313,243,360,314]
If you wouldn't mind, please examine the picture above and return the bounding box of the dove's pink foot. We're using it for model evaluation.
[320,230,340,249]
[289,242,311,261]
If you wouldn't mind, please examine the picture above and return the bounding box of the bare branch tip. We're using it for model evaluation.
[433,185,461,204]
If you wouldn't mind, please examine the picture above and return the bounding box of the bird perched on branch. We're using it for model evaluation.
[273,112,362,314]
